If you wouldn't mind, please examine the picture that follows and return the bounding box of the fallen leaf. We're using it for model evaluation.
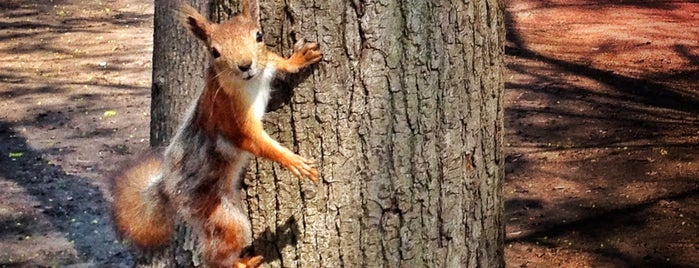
[103,110,117,117]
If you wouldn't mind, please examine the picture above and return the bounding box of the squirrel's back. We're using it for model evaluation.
[110,151,174,248]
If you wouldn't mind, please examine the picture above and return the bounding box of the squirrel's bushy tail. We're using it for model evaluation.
[110,151,174,248]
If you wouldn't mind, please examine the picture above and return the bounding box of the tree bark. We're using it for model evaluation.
[150,0,210,147]
[148,0,505,267]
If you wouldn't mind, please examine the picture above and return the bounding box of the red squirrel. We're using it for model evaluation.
[110,1,321,267]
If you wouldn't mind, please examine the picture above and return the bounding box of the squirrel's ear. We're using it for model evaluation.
[242,0,260,26]
[177,4,213,42]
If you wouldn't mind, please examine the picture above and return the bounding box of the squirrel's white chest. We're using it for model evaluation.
[243,66,275,119]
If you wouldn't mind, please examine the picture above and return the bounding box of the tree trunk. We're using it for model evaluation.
[148,0,505,267]
[150,0,210,147]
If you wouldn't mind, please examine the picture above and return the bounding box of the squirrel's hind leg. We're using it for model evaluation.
[235,255,263,268]
[199,200,255,267]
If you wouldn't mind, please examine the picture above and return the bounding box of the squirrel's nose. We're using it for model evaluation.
[238,62,252,72]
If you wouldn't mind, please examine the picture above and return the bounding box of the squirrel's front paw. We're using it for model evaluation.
[284,153,318,181]
[291,39,323,68]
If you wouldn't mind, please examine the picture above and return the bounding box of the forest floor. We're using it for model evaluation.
[0,0,696,267]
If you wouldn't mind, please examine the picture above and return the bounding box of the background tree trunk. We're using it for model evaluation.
[148,0,505,267]
[150,0,210,147]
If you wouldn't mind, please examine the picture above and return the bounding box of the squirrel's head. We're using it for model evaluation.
[178,0,264,81]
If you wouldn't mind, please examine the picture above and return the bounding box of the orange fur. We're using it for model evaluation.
[111,151,174,248]
[110,1,321,267]
[197,70,319,181]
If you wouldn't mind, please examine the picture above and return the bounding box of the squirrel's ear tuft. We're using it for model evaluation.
[242,0,260,26]
[177,4,212,42]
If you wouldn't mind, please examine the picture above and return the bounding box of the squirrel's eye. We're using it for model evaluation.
[211,48,221,58]
[255,31,263,43]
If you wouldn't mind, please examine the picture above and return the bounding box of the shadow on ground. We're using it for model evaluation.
[0,121,131,266]
[504,1,699,267]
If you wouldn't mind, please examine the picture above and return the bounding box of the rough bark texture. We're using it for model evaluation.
[150,0,209,147]
[148,0,505,267]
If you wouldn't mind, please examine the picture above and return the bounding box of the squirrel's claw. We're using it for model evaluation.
[299,42,322,65]
[285,153,319,181]
[291,39,323,68]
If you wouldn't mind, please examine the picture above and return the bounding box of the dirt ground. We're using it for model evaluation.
[0,0,150,266]
[504,1,699,267]
[0,0,696,267]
